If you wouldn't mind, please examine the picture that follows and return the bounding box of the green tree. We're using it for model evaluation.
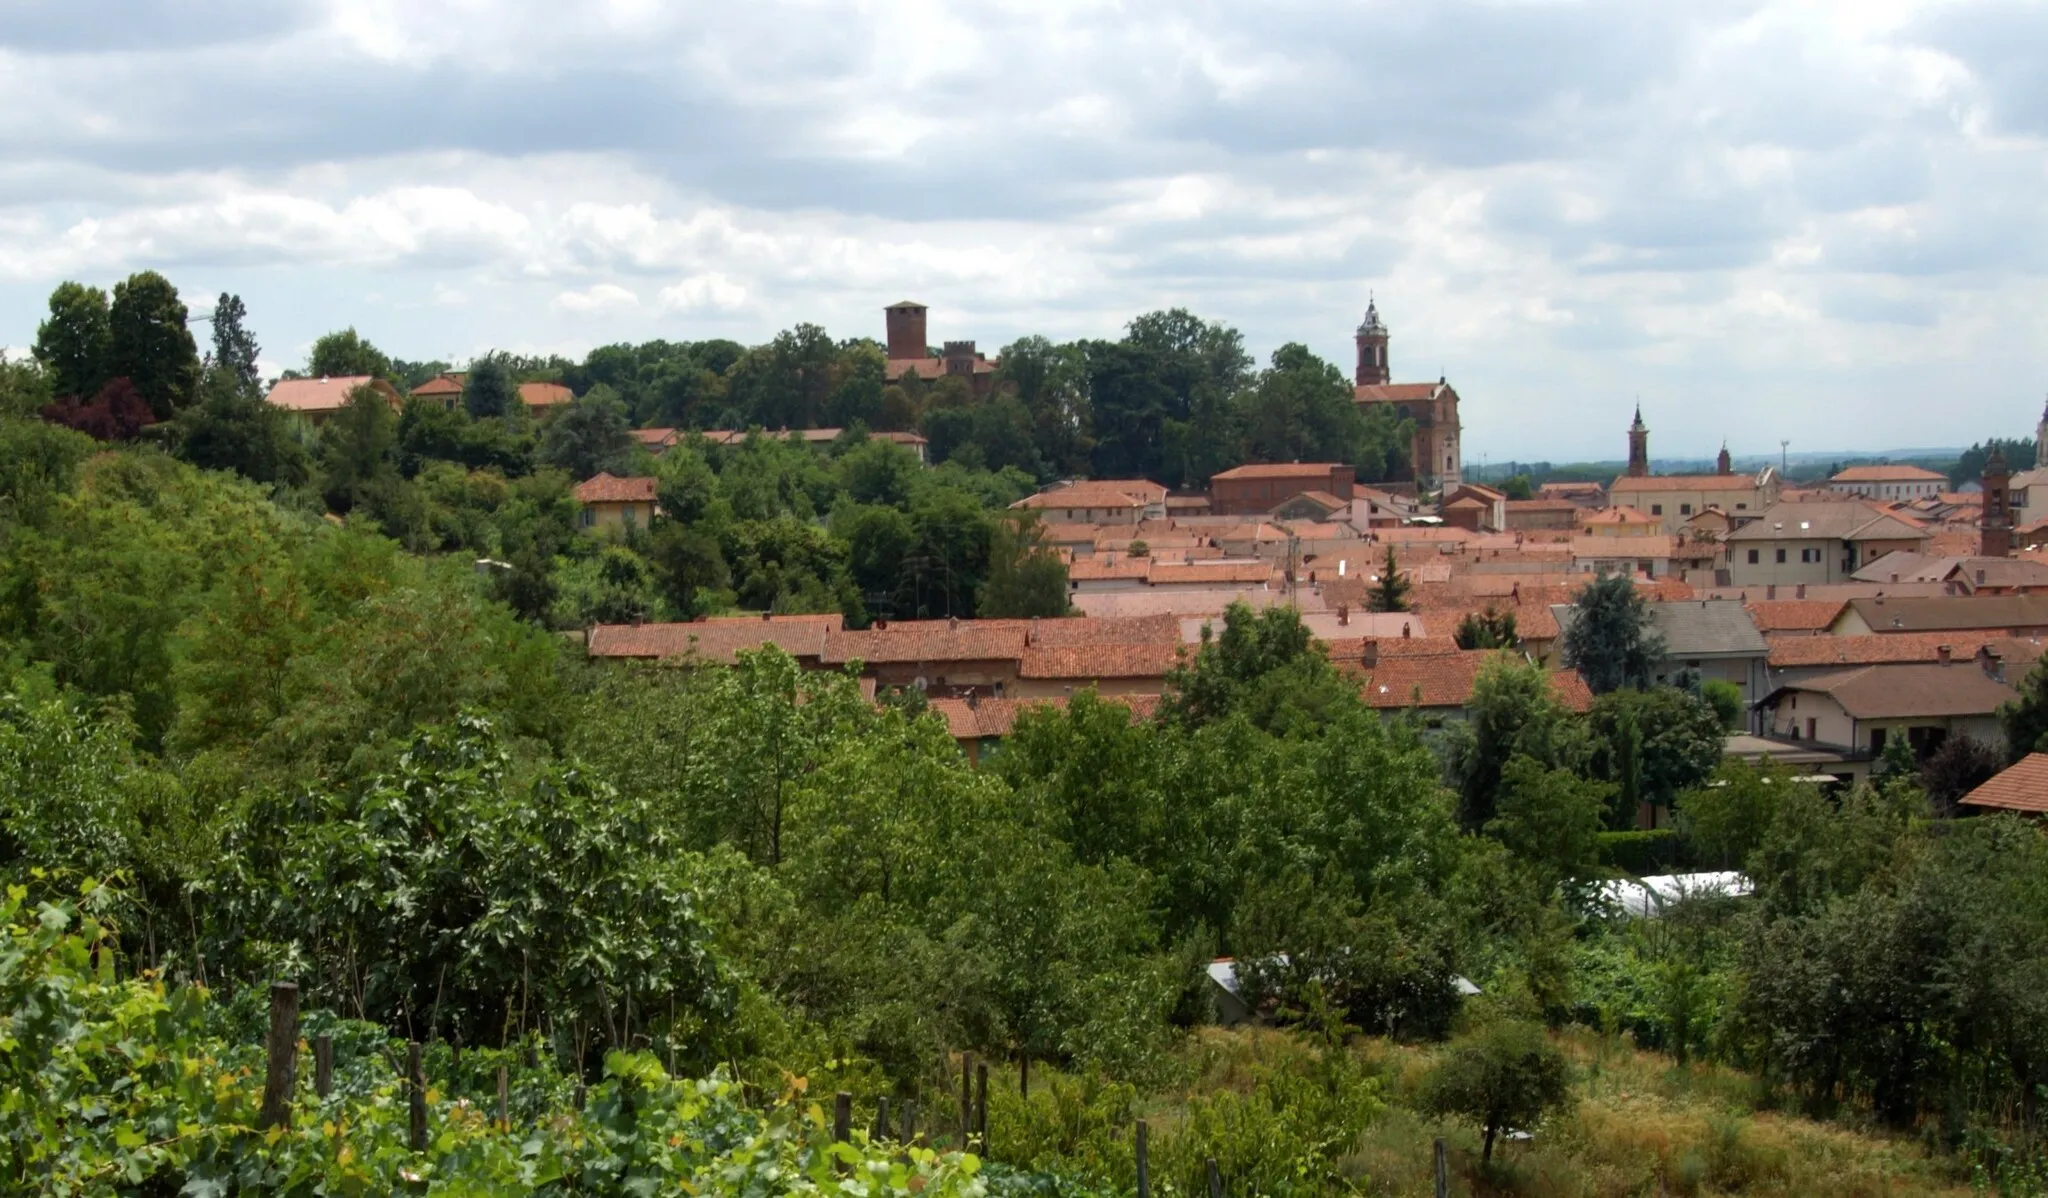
[318,384,401,514]
[107,271,201,420]
[1368,545,1411,613]
[462,351,518,419]
[1454,605,1517,650]
[1448,654,1590,828]
[32,281,111,400]
[1997,657,2048,761]
[204,293,262,397]
[978,514,1069,618]
[648,520,731,620]
[175,383,311,487]
[0,354,53,419]
[1422,1019,1574,1163]
[1500,473,1534,500]
[538,389,637,479]
[1701,678,1744,729]
[1163,602,1349,733]
[1236,342,1358,467]
[1918,733,2002,817]
[307,327,394,380]
[1587,687,1724,827]
[1560,573,1664,694]
[1487,754,1611,896]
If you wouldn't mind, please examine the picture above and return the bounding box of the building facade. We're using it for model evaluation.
[1350,298,1463,489]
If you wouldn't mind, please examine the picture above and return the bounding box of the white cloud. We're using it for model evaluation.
[552,282,639,313]
[0,0,2044,458]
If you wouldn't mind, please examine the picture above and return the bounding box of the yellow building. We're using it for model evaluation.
[573,473,659,532]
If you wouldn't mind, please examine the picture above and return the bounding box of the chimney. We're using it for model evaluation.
[949,615,960,632]
[1980,647,2005,682]
[1767,584,1777,600]
[1402,622,1412,639]
[1338,603,1350,627]
[1796,584,1806,599]
[1029,616,1041,646]
[966,691,979,711]
[1938,644,1953,665]
[1511,582,1521,603]
[761,611,772,622]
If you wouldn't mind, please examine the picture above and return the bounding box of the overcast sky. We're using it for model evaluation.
[2,0,2044,461]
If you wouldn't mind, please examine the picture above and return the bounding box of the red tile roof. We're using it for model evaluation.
[1961,753,2048,813]
[1830,464,1947,483]
[410,374,464,397]
[1767,632,2002,669]
[1212,463,1349,481]
[1581,506,1660,527]
[1019,643,1185,680]
[886,357,996,380]
[586,619,833,663]
[632,428,680,449]
[1610,474,1767,491]
[1770,662,2017,719]
[574,472,658,504]
[929,693,1160,740]
[1014,480,1161,511]
[1746,599,1849,634]
[519,381,574,409]
[1361,650,1593,712]
[1353,383,1441,402]
[266,376,397,414]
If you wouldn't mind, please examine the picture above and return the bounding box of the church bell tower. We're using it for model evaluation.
[1627,406,1650,478]
[1355,296,1389,386]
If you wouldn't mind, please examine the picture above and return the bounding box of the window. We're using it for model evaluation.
[1801,547,1820,563]
[1651,504,1664,515]
[1775,548,1787,563]
[579,508,595,529]
[1747,549,1759,564]
[622,507,637,529]
[1680,503,1693,515]
[1806,717,1817,740]
[1737,503,1748,510]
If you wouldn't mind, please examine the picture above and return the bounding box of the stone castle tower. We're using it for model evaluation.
[1354,296,1389,386]
[1627,407,1650,478]
[1716,442,1732,475]
[1983,444,2013,558]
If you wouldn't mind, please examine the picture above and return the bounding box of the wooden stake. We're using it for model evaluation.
[1433,1137,1448,1198]
[314,1033,334,1099]
[902,1099,918,1147]
[975,1061,988,1150]
[496,1066,509,1131]
[959,1052,974,1146]
[834,1091,852,1143]
[874,1095,891,1141]
[259,982,299,1130]
[1207,1157,1223,1198]
[1019,1055,1029,1098]
[1135,1120,1150,1198]
[407,1042,428,1152]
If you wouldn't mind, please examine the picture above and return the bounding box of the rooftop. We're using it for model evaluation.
[1724,502,1927,544]
[1766,661,2017,720]
[265,375,393,413]
[1211,462,1350,481]
[1829,464,1948,483]
[1842,593,2048,632]
[1960,753,2048,814]
[573,472,659,504]
[1611,473,1766,492]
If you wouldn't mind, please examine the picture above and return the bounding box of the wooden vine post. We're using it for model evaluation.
[959,1052,974,1147]
[258,982,300,1130]
[313,1033,334,1099]
[975,1061,988,1150]
[496,1066,510,1131]
[1135,1120,1150,1198]
[1019,1055,1029,1098]
[407,1042,428,1152]
[874,1095,891,1142]
[1206,1157,1223,1198]
[1433,1137,1449,1198]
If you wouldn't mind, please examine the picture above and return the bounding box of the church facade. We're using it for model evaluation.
[1349,298,1463,490]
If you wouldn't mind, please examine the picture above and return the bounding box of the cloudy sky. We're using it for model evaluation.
[1,0,2044,461]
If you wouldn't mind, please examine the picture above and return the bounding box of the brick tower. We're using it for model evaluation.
[1627,406,1650,478]
[885,301,928,361]
[1983,444,2013,558]
[1354,295,1389,386]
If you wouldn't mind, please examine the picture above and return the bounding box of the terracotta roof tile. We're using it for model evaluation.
[266,376,396,414]
[1767,632,2003,668]
[1746,599,1849,633]
[1211,462,1349,481]
[573,472,659,504]
[1353,383,1441,402]
[410,374,464,396]
[1961,753,2048,813]
[928,693,1160,740]
[1361,650,1593,712]
[1768,661,2017,719]
[1830,464,1947,483]
[519,381,574,408]
[1018,643,1185,679]
[587,619,832,663]
[1610,474,1768,491]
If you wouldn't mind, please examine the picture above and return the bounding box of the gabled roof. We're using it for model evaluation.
[1013,479,1163,510]
[1610,473,1767,492]
[632,428,680,449]
[1745,599,1848,634]
[410,374,465,397]
[1360,649,1594,712]
[1842,594,2048,633]
[586,618,835,663]
[1018,643,1185,680]
[928,693,1160,740]
[1581,506,1659,527]
[1764,662,2016,720]
[1211,463,1349,481]
[1768,632,2002,669]
[1961,753,2048,813]
[573,473,659,504]
[1829,464,1947,483]
[266,375,396,414]
[1724,502,1927,544]
[1549,598,1767,658]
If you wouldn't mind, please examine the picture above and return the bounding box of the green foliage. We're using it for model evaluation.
[464,350,520,419]
[1701,678,1744,729]
[1162,602,1350,733]
[307,326,396,381]
[538,389,639,480]
[33,281,112,400]
[1421,1019,1573,1162]
[204,292,263,397]
[1499,473,1534,501]
[1594,829,1688,876]
[1487,754,1611,898]
[1998,656,2048,762]
[176,378,312,487]
[1453,605,1516,650]
[1446,654,1590,829]
[1367,545,1410,613]
[1560,574,1664,694]
[979,516,1070,618]
[1586,687,1723,826]
[107,270,202,419]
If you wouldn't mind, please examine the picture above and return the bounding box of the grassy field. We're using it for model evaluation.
[991,1027,1988,1197]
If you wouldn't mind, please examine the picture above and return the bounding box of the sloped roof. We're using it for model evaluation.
[1549,598,1767,658]
[1014,480,1159,510]
[573,473,658,504]
[1830,464,1947,483]
[1746,599,1848,633]
[1768,632,2003,669]
[1360,650,1594,712]
[1581,506,1660,526]
[1018,643,1185,679]
[1768,662,2017,720]
[410,374,464,396]
[1611,473,1766,492]
[632,428,680,449]
[266,375,395,413]
[1843,594,2048,632]
[586,618,833,663]
[1212,463,1349,481]
[1961,753,2048,813]
[928,693,1161,740]
[519,381,574,408]
[1725,502,1928,544]
[1353,382,1442,402]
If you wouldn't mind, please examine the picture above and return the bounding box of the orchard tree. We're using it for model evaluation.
[32,281,112,401]
[107,271,201,419]
[1423,1019,1574,1163]
[1561,572,1663,693]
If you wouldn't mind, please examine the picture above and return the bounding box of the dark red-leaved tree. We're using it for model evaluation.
[41,376,156,442]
